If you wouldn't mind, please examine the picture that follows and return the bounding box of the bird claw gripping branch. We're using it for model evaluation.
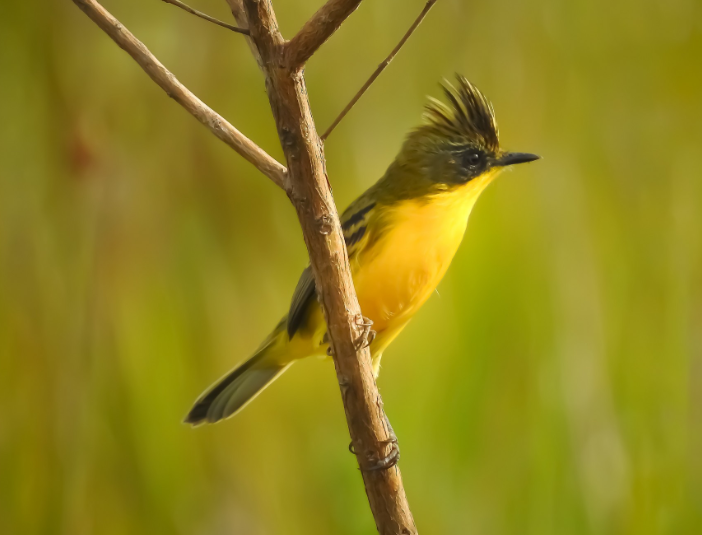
[355,315,376,350]
[351,408,400,471]
[366,409,401,471]
[365,438,400,472]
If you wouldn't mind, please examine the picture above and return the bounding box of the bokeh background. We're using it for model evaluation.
[2,0,701,533]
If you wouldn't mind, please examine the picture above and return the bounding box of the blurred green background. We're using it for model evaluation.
[1,0,701,533]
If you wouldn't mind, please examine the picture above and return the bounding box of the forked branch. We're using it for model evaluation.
[71,0,287,188]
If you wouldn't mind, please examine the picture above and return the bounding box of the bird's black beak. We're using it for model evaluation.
[495,152,540,167]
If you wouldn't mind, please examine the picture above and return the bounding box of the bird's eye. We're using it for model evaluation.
[463,151,482,169]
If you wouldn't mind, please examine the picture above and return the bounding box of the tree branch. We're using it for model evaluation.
[236,0,416,533]
[321,0,438,141]
[72,0,287,189]
[284,0,363,69]
[161,0,250,35]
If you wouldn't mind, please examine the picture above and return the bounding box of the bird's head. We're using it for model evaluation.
[393,75,538,194]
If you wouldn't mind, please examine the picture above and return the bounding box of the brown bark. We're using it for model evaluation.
[72,0,418,532]
[284,0,363,68]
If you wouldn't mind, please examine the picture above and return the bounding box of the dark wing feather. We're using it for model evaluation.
[286,200,376,339]
[287,266,315,338]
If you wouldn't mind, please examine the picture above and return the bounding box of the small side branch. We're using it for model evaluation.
[321,0,438,141]
[285,0,363,69]
[72,0,287,189]
[161,0,250,35]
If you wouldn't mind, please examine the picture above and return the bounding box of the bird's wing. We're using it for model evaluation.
[286,199,377,338]
[287,265,315,338]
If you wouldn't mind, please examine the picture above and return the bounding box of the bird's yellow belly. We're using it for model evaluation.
[353,190,481,333]
[355,246,451,332]
[289,173,497,365]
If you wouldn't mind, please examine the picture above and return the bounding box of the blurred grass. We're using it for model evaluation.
[1,0,701,533]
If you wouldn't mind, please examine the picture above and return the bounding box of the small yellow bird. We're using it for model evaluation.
[185,76,538,425]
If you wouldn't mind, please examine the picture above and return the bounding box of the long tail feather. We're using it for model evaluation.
[184,340,291,425]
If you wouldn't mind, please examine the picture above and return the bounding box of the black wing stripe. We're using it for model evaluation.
[287,266,315,338]
[342,203,375,231]
[345,226,366,247]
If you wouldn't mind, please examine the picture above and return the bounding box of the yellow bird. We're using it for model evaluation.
[185,76,539,425]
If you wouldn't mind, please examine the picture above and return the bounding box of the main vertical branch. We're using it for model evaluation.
[234,1,416,533]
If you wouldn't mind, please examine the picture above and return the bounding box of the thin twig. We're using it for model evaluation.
[162,0,250,35]
[71,0,287,189]
[285,0,363,68]
[321,0,438,141]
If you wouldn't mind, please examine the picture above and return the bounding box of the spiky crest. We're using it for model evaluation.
[424,75,499,152]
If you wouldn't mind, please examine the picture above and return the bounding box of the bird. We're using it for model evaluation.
[185,75,539,426]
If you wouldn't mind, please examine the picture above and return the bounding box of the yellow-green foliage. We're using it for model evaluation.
[1,0,701,534]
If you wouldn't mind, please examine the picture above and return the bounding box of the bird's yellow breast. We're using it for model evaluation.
[352,170,498,334]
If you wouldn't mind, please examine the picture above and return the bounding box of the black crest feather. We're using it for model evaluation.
[424,75,499,152]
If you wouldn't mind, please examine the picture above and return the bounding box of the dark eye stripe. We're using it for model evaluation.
[342,203,375,231]
[345,226,366,247]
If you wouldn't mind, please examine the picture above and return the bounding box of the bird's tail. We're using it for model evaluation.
[184,333,292,426]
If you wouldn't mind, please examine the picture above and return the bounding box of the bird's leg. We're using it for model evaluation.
[341,315,387,465]
[355,315,376,350]
[364,406,400,471]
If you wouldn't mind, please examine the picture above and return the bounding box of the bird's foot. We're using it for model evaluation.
[350,409,400,471]
[323,316,374,356]
[365,436,400,471]
[368,410,400,470]
[355,315,376,350]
